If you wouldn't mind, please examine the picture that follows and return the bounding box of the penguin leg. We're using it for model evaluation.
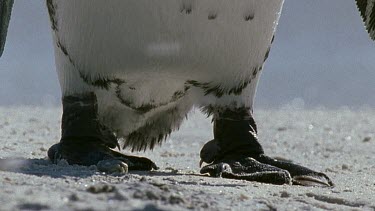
[47,92,157,173]
[199,108,333,187]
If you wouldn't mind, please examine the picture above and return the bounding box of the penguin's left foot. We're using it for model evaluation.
[200,150,333,186]
[47,93,158,174]
[199,108,333,187]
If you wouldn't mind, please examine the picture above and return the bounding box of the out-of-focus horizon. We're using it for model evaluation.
[0,0,374,108]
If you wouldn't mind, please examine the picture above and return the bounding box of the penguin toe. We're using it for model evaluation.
[257,154,334,187]
[200,157,292,185]
[97,159,128,174]
[199,152,333,187]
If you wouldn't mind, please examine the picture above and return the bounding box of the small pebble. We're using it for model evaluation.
[341,164,349,170]
[69,194,79,201]
[280,191,291,198]
[363,137,371,142]
[88,165,97,171]
[57,159,69,166]
[169,194,185,204]
[140,176,147,182]
[111,190,128,201]
[238,194,249,201]
[133,190,160,200]
[277,127,287,131]
[18,203,49,210]
[28,118,38,122]
[87,183,116,194]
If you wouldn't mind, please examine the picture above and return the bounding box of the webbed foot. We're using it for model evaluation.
[48,93,157,174]
[199,107,333,187]
[48,140,157,173]
[201,156,292,185]
[200,148,332,186]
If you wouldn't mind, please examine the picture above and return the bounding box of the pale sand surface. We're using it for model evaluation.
[0,107,374,210]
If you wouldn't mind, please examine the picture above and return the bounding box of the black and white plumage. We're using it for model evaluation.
[0,0,373,185]
[45,0,283,151]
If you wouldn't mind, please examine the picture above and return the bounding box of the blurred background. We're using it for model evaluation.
[0,0,374,108]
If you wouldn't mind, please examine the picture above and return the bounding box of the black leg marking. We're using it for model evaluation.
[48,93,158,172]
[59,93,119,149]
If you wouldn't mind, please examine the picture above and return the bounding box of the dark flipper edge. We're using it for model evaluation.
[0,0,14,57]
[356,0,375,40]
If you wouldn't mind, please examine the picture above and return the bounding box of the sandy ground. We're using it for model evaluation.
[0,107,374,211]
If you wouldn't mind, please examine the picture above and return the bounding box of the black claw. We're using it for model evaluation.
[200,163,227,177]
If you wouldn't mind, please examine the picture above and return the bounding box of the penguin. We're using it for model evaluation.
[356,0,375,40]
[0,0,373,186]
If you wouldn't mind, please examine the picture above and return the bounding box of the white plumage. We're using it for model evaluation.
[49,0,284,150]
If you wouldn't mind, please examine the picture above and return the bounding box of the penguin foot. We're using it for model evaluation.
[200,153,333,187]
[199,107,333,187]
[200,157,292,185]
[49,93,157,173]
[48,140,158,174]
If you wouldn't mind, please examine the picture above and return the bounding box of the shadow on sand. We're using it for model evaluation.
[0,158,249,188]
[0,157,98,178]
[0,157,187,179]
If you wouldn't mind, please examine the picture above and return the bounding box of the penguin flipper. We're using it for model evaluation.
[0,0,14,57]
[356,0,375,40]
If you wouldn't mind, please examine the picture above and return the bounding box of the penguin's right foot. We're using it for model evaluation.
[47,92,157,173]
[48,140,157,174]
